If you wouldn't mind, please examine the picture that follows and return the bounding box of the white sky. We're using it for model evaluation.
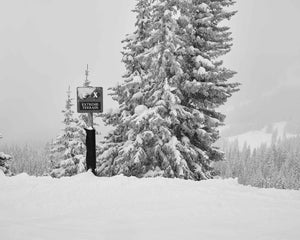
[0,0,300,146]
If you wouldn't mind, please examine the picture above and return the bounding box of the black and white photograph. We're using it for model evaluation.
[0,0,300,239]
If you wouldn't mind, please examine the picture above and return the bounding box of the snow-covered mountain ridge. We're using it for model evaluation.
[1,171,300,240]
[226,121,298,149]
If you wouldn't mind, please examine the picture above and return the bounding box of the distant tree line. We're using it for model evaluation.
[214,136,300,190]
[0,144,49,176]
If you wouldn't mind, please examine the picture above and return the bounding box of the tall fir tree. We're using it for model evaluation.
[98,0,239,180]
[98,0,153,176]
[50,87,86,178]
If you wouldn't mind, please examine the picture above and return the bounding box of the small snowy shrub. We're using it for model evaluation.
[49,87,86,178]
[0,151,12,176]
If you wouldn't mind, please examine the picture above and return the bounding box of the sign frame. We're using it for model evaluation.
[77,87,103,113]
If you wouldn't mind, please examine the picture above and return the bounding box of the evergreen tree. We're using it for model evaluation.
[0,134,12,176]
[98,0,153,176]
[98,0,239,180]
[214,135,300,190]
[50,87,86,178]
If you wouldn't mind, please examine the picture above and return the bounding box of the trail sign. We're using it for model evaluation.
[77,87,103,113]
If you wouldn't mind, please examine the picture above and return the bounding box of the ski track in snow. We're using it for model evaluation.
[1,172,300,240]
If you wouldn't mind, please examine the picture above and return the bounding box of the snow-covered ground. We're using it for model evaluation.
[1,171,300,240]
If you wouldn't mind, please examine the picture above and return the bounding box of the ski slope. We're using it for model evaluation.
[1,171,300,240]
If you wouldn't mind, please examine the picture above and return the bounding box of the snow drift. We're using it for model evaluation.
[1,172,300,240]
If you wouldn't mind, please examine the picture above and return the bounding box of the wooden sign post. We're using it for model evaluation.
[77,84,103,174]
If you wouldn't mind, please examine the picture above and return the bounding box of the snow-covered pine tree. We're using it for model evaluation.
[77,66,91,134]
[0,134,12,176]
[182,0,239,164]
[0,152,12,176]
[98,0,152,176]
[98,0,239,180]
[50,87,86,178]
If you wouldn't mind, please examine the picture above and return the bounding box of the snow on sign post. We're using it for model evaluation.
[77,87,103,175]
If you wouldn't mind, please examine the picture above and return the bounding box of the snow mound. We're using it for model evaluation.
[195,55,214,68]
[0,152,11,160]
[199,3,210,12]
[1,174,300,240]
[132,91,143,100]
[134,104,148,115]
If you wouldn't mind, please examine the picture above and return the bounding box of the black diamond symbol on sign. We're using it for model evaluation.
[93,92,98,98]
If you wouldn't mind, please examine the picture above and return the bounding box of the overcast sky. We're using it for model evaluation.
[0,0,300,146]
[222,0,300,135]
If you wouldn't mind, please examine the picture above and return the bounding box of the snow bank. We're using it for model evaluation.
[1,173,300,240]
